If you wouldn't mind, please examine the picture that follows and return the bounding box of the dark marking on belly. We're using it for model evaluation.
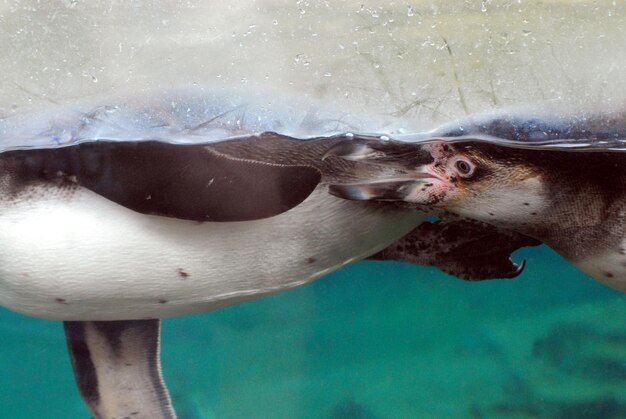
[307,257,317,264]
[605,271,614,278]
[55,298,68,304]
[158,299,168,304]
[178,268,190,279]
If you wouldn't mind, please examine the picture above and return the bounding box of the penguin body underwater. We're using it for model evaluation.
[328,109,626,293]
[0,89,532,418]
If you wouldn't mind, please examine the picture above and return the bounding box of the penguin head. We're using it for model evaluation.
[328,140,550,228]
[404,141,549,225]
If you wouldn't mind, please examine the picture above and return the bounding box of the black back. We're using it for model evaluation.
[1,139,322,222]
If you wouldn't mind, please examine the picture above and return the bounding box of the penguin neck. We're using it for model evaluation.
[512,182,622,262]
[511,151,626,261]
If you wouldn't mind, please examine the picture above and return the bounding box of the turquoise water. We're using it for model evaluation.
[1,246,625,418]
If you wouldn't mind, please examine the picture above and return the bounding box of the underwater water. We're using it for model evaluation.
[2,245,625,418]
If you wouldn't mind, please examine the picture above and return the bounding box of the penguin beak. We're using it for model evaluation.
[323,139,432,167]
[324,139,437,201]
[328,175,434,201]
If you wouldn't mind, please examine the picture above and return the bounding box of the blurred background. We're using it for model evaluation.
[0,1,625,417]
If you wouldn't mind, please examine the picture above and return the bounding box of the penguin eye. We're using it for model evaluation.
[454,159,475,177]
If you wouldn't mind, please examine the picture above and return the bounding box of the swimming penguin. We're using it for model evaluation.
[0,89,533,418]
[327,109,626,293]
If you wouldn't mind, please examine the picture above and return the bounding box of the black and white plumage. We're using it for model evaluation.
[0,89,532,418]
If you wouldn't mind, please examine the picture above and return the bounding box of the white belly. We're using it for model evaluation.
[0,186,423,320]
[575,242,626,293]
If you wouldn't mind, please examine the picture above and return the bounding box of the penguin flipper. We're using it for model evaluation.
[370,219,540,281]
[64,320,176,419]
[6,139,322,222]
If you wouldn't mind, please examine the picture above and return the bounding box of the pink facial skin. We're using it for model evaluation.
[405,142,476,207]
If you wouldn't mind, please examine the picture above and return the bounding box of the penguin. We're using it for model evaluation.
[0,89,533,418]
[327,109,626,293]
